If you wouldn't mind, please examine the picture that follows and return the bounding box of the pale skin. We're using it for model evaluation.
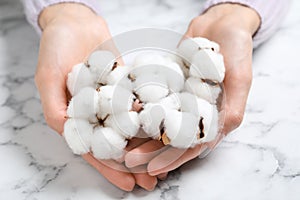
[36,3,260,191]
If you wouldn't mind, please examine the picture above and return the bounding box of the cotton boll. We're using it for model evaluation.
[98,85,134,118]
[91,127,127,160]
[133,53,167,67]
[67,63,94,96]
[164,54,184,67]
[139,103,167,138]
[198,105,219,143]
[178,38,200,65]
[192,37,220,52]
[105,111,140,139]
[164,110,200,148]
[178,93,219,142]
[184,77,221,104]
[160,62,185,92]
[67,87,99,118]
[134,73,169,103]
[165,54,189,78]
[159,93,181,110]
[106,66,133,90]
[178,37,218,65]
[190,49,225,82]
[63,118,93,154]
[132,53,167,78]
[87,50,116,84]
[110,86,135,114]
[178,38,220,63]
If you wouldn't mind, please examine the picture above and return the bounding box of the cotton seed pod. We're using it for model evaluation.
[160,62,185,93]
[106,66,133,90]
[163,110,200,148]
[133,53,167,67]
[191,37,220,52]
[178,38,220,64]
[98,85,135,119]
[177,92,209,118]
[198,104,219,143]
[139,103,167,139]
[67,63,94,96]
[63,118,93,154]
[166,54,189,78]
[189,49,225,82]
[133,73,169,103]
[159,93,181,110]
[105,111,140,139]
[177,92,219,142]
[67,87,100,119]
[91,127,127,160]
[185,77,221,104]
[87,50,116,84]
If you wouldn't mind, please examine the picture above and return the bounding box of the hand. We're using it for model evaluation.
[125,3,260,176]
[35,3,157,191]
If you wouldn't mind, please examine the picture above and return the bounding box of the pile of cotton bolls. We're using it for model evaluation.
[63,37,225,160]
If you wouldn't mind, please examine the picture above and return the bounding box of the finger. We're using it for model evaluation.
[148,144,207,176]
[157,172,168,180]
[125,140,167,168]
[82,153,135,191]
[131,165,157,191]
[115,137,151,163]
[125,137,151,151]
[35,72,67,134]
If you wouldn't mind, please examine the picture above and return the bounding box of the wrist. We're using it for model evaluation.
[202,3,261,35]
[39,3,98,30]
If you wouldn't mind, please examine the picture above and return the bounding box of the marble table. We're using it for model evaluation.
[1,0,300,199]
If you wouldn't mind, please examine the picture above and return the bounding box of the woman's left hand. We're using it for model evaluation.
[124,3,260,176]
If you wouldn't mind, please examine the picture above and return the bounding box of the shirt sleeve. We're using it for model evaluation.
[20,0,101,35]
[201,0,291,48]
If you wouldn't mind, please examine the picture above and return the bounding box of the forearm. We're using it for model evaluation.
[201,0,291,48]
[20,0,101,34]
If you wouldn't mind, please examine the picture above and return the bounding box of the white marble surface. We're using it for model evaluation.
[1,0,300,199]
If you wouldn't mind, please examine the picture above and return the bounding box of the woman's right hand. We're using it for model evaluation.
[35,3,157,191]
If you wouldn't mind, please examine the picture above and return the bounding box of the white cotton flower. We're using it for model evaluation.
[67,63,94,96]
[178,38,220,64]
[191,37,220,52]
[160,62,185,93]
[67,87,99,119]
[139,103,167,139]
[165,53,190,78]
[190,49,225,82]
[177,92,219,142]
[159,93,181,110]
[87,50,116,84]
[184,77,221,104]
[106,66,133,90]
[177,92,210,117]
[133,53,167,67]
[133,73,169,103]
[164,110,200,148]
[105,111,140,139]
[91,127,127,160]
[63,118,93,154]
[97,85,134,119]
[198,104,219,143]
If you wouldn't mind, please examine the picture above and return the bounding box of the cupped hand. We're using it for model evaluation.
[35,3,158,191]
[125,3,261,176]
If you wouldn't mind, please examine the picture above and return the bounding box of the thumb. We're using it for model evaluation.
[35,70,68,134]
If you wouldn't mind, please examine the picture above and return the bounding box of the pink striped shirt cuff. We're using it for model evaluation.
[20,0,101,35]
[201,0,290,48]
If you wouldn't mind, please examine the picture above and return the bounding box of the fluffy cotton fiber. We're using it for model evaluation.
[63,36,225,160]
